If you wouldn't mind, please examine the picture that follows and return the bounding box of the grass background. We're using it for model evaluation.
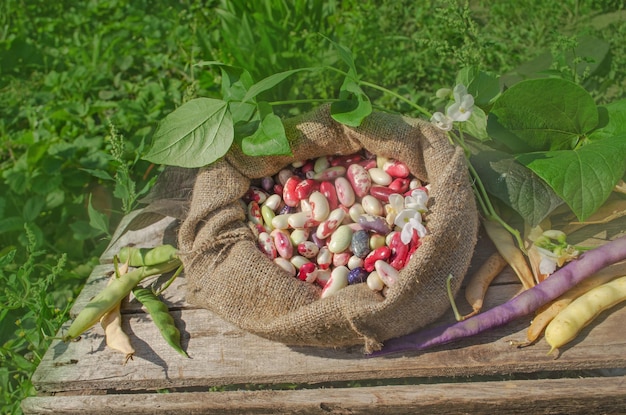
[1,0,625,413]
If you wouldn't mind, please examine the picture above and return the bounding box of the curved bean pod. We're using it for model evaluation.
[100,271,135,363]
[132,287,189,358]
[482,219,535,290]
[545,274,626,354]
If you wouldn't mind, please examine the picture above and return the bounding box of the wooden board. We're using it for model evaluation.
[22,214,626,414]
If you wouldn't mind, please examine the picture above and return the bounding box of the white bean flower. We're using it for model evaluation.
[430,111,453,131]
[447,86,475,122]
[536,246,559,276]
[385,193,405,225]
[404,188,429,213]
[394,208,428,245]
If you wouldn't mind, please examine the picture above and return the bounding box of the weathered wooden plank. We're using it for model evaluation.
[32,279,626,395]
[22,375,626,415]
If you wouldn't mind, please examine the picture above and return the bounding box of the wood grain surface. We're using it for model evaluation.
[22,213,626,414]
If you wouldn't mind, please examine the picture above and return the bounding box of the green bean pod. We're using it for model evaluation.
[132,287,189,358]
[63,259,181,342]
[118,244,178,267]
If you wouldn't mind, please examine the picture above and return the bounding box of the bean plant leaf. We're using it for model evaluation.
[469,143,562,226]
[589,99,626,141]
[87,194,110,236]
[463,106,489,141]
[331,77,372,127]
[487,78,599,153]
[195,61,258,125]
[144,98,233,168]
[242,68,317,103]
[219,64,256,125]
[240,102,291,157]
[516,134,626,221]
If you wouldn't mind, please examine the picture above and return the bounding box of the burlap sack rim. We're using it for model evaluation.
[179,105,478,352]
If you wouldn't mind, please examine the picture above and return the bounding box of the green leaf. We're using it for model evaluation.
[240,102,291,157]
[330,77,372,127]
[144,98,234,168]
[87,194,110,237]
[589,99,626,141]
[81,168,114,181]
[487,78,599,153]
[0,249,16,266]
[469,143,563,227]
[326,36,358,76]
[516,134,626,221]
[23,196,45,222]
[218,64,256,125]
[455,67,500,108]
[0,216,24,234]
[241,68,317,103]
[462,106,489,141]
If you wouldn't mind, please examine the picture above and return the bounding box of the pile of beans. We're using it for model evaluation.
[242,151,430,298]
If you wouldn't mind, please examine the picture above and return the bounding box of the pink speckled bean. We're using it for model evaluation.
[297,241,319,259]
[320,266,349,299]
[283,176,301,207]
[375,260,400,287]
[298,262,317,283]
[383,160,410,178]
[290,255,310,270]
[319,181,339,211]
[309,191,330,222]
[332,251,351,267]
[316,208,346,239]
[257,232,276,259]
[334,177,355,207]
[363,246,391,272]
[287,211,318,229]
[389,178,410,193]
[316,247,332,270]
[313,268,331,288]
[330,154,362,167]
[247,201,262,225]
[271,229,293,259]
[347,163,371,198]
[295,179,319,200]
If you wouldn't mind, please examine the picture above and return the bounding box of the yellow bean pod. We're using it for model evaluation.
[482,218,535,290]
[545,275,626,354]
[100,301,135,363]
[100,273,135,363]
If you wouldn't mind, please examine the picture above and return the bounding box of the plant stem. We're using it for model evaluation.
[269,98,341,106]
[321,65,432,118]
[449,130,527,253]
[446,274,463,321]
[359,80,432,118]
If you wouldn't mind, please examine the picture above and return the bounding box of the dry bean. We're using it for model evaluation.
[244,150,430,297]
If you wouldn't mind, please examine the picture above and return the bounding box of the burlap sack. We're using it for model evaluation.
[177,105,478,352]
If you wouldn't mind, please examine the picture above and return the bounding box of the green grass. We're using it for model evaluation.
[1,0,625,413]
